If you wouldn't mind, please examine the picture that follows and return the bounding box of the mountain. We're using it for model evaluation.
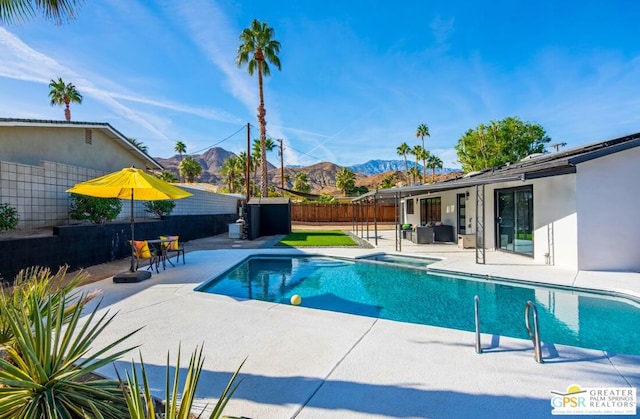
[348,159,460,176]
[154,148,461,195]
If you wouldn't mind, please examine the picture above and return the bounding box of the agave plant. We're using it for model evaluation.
[0,290,141,418]
[121,345,245,419]
[0,265,100,348]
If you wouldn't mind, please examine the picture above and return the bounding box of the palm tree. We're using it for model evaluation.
[408,166,422,185]
[156,170,177,183]
[0,0,83,25]
[411,145,425,184]
[221,156,243,193]
[251,137,276,196]
[416,123,430,150]
[292,172,311,193]
[236,19,282,198]
[335,167,356,196]
[48,77,82,121]
[179,156,202,183]
[396,142,411,179]
[427,154,443,183]
[174,140,186,182]
[174,141,186,161]
[128,137,148,153]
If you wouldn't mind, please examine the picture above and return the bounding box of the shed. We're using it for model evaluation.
[247,197,291,239]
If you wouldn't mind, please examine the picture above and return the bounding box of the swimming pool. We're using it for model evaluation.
[196,255,640,355]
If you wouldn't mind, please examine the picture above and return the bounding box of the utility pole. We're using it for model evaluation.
[277,139,284,195]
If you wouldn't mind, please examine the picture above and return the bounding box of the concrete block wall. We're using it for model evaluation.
[0,160,240,230]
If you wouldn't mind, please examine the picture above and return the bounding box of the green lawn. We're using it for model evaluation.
[276,230,357,247]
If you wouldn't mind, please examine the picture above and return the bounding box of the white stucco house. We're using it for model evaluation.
[354,132,640,272]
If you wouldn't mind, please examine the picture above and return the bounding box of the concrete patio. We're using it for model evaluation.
[79,228,640,418]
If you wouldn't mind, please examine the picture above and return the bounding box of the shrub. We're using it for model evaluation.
[0,288,140,418]
[144,200,176,217]
[0,202,18,231]
[69,193,122,224]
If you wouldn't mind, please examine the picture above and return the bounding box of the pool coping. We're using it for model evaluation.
[80,245,640,418]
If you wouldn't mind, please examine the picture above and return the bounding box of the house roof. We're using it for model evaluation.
[0,118,163,170]
[353,130,640,202]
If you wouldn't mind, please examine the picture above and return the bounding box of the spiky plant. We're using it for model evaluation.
[121,345,245,419]
[0,291,140,418]
[0,266,100,349]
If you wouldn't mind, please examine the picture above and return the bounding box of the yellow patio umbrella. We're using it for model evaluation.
[66,167,192,278]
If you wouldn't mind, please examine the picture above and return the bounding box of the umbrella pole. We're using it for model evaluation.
[129,192,135,272]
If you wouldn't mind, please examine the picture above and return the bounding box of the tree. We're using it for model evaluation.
[410,145,425,184]
[221,155,244,193]
[396,142,411,179]
[427,154,443,183]
[335,167,356,196]
[251,137,275,196]
[408,166,421,184]
[0,0,83,25]
[128,137,147,153]
[380,176,395,189]
[144,200,175,217]
[455,116,551,171]
[48,77,82,121]
[292,171,311,193]
[416,123,430,150]
[179,156,202,183]
[156,170,178,183]
[237,19,282,197]
[174,141,186,182]
[174,140,186,160]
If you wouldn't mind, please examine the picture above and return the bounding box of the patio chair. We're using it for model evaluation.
[159,235,185,265]
[131,240,159,273]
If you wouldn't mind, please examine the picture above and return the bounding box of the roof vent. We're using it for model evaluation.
[520,153,544,161]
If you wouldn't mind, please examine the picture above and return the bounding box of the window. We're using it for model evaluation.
[406,199,414,214]
[420,197,441,225]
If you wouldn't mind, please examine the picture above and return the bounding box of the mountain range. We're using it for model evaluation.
[154,147,461,194]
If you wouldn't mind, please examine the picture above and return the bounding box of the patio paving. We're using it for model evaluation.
[78,226,640,418]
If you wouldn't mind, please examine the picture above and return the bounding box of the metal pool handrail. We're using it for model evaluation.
[474,295,482,354]
[525,300,544,363]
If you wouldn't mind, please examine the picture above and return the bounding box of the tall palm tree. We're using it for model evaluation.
[251,137,276,196]
[396,142,411,179]
[174,141,186,161]
[236,19,281,198]
[416,123,430,150]
[48,77,82,121]
[427,154,443,183]
[174,140,186,182]
[0,0,83,25]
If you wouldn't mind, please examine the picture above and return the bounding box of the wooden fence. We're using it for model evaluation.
[291,203,396,223]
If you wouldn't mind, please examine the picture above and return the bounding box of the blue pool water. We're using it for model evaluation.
[197,255,640,355]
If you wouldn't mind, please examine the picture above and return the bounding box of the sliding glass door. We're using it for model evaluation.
[496,186,533,256]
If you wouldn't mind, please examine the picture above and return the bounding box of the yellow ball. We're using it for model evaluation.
[290,294,302,306]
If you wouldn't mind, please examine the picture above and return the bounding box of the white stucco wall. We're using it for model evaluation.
[575,147,640,271]
[530,175,578,269]
[400,175,579,269]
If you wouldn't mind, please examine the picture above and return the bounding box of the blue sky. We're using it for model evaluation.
[1,1,639,169]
